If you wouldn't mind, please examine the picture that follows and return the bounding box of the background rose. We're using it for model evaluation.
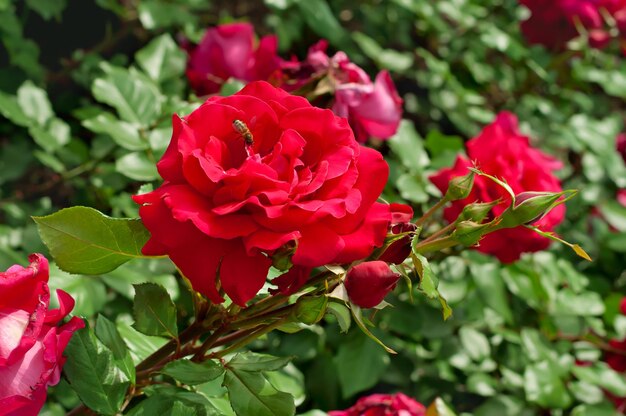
[520,0,626,50]
[0,254,84,416]
[185,22,283,96]
[135,81,402,305]
[430,112,565,263]
[329,393,426,416]
[279,41,402,142]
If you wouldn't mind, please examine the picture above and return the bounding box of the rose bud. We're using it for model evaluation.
[379,203,415,264]
[498,191,567,228]
[444,170,475,201]
[452,220,495,246]
[456,200,500,223]
[329,392,426,416]
[344,261,401,308]
[0,254,84,416]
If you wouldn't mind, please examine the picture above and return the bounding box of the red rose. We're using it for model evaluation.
[185,23,283,95]
[0,254,84,416]
[134,81,403,305]
[329,393,426,416]
[519,0,626,50]
[279,41,402,142]
[344,261,401,308]
[429,112,565,263]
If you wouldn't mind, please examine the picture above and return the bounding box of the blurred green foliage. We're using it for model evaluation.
[1,0,625,415]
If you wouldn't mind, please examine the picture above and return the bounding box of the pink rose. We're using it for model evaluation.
[344,261,401,308]
[329,392,426,416]
[280,41,403,142]
[0,254,84,416]
[185,23,283,95]
[429,112,565,263]
[134,81,408,306]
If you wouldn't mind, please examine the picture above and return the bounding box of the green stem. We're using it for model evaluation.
[212,317,291,358]
[418,223,456,245]
[412,236,458,254]
[414,198,448,227]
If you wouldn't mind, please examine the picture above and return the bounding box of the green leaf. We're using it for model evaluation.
[228,352,292,372]
[554,289,605,316]
[326,301,351,333]
[572,363,626,397]
[292,0,349,50]
[26,0,67,20]
[161,359,224,386]
[115,151,159,181]
[136,34,186,82]
[388,120,430,171]
[29,118,70,152]
[133,282,178,338]
[412,253,452,320]
[223,365,295,416]
[116,320,168,364]
[83,113,148,151]
[335,333,389,398]
[470,263,513,324]
[17,80,53,126]
[294,295,328,325]
[63,325,129,415]
[0,90,31,126]
[459,327,491,362]
[33,206,150,275]
[524,361,571,408]
[92,65,162,126]
[137,0,197,30]
[95,315,136,384]
[48,263,108,316]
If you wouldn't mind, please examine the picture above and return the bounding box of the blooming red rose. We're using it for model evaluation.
[329,393,426,416]
[519,0,626,50]
[185,23,283,96]
[344,261,401,308]
[0,254,84,416]
[279,41,403,142]
[134,81,404,305]
[429,112,565,263]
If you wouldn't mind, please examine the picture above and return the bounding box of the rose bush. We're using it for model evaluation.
[430,112,565,263]
[134,81,406,305]
[185,22,283,95]
[329,393,426,416]
[0,254,83,416]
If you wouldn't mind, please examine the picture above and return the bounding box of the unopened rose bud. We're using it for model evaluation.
[378,203,415,264]
[344,261,400,308]
[378,222,418,264]
[271,241,297,271]
[498,191,564,228]
[444,171,475,201]
[456,200,499,222]
[452,220,494,246]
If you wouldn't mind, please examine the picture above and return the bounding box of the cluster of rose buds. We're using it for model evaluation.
[520,0,626,52]
[0,254,83,416]
[183,23,402,142]
[429,112,565,263]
